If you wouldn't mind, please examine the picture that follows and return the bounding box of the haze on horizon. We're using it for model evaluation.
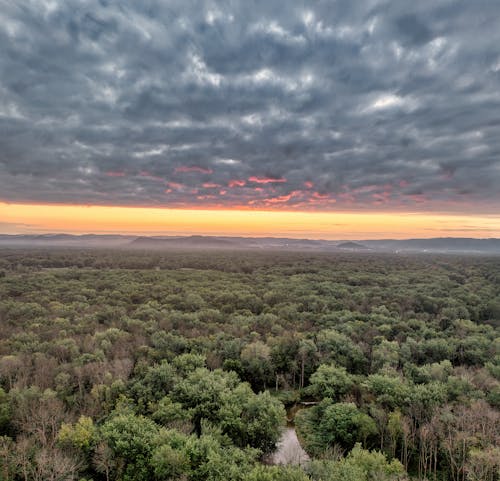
[1,1,499,238]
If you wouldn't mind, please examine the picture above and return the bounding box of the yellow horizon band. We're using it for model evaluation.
[1,202,499,239]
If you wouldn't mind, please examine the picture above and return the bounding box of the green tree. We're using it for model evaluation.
[100,412,161,481]
[316,330,367,373]
[151,444,190,480]
[219,385,285,452]
[297,401,376,454]
[244,465,310,481]
[171,368,239,435]
[58,415,97,452]
[308,364,353,401]
[183,433,258,481]
[130,360,178,407]
[0,388,11,435]
[363,374,409,409]
[307,444,405,481]
[241,341,274,390]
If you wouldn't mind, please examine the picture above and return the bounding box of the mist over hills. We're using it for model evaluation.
[0,234,499,254]
[130,236,240,249]
[336,242,370,250]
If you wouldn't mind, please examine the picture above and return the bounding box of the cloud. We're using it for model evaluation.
[0,0,499,213]
[248,176,287,184]
[175,166,214,174]
[228,179,246,188]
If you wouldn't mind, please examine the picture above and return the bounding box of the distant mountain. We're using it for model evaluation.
[0,234,134,247]
[0,234,499,254]
[130,235,239,249]
[362,238,500,253]
[129,235,340,250]
[337,241,370,250]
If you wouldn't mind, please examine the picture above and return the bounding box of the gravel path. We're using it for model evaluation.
[271,427,310,466]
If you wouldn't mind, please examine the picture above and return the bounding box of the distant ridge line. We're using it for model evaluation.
[0,234,499,254]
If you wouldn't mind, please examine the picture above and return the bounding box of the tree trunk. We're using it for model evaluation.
[300,357,305,389]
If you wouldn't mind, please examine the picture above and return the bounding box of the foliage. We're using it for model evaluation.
[0,249,498,480]
[307,444,405,481]
[296,401,377,455]
[58,416,96,452]
[307,364,353,400]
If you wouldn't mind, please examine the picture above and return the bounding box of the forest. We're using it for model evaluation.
[0,248,498,481]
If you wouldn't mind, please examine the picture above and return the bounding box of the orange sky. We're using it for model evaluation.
[1,202,499,239]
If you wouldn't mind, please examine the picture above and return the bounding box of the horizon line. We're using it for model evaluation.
[1,232,499,242]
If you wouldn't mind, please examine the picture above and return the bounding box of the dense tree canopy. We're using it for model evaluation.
[0,249,498,480]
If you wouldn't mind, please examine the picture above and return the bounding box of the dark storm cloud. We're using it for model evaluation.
[1,0,499,212]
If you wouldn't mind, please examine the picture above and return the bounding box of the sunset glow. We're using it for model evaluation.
[1,1,499,240]
[2,203,499,239]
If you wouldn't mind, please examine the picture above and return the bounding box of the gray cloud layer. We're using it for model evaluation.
[1,0,499,212]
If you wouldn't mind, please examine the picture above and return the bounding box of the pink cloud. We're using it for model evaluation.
[202,182,220,188]
[338,192,355,203]
[138,171,164,182]
[175,166,213,174]
[307,196,336,205]
[228,179,246,187]
[263,190,302,204]
[166,181,184,190]
[409,194,427,203]
[399,180,409,187]
[266,195,293,204]
[312,192,329,199]
[372,191,391,202]
[351,184,379,194]
[248,176,286,184]
[304,181,314,189]
[106,171,126,177]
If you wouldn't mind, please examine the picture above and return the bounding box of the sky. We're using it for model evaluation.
[0,0,499,238]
